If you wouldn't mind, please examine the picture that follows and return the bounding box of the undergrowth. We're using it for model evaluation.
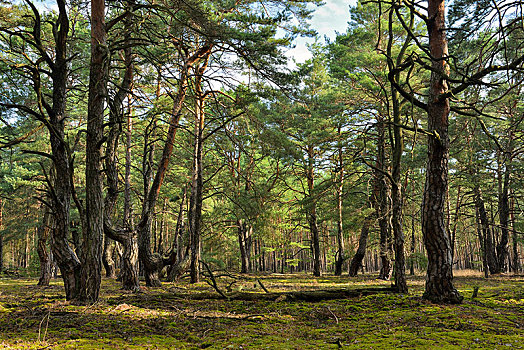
[0,271,522,349]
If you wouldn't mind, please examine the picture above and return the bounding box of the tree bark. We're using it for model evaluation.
[496,148,511,273]
[137,43,213,286]
[422,0,462,304]
[474,185,499,274]
[102,237,116,278]
[37,206,53,286]
[102,1,140,291]
[78,0,107,303]
[48,0,81,300]
[376,118,392,281]
[189,56,210,283]
[349,212,374,277]
[334,137,345,276]
[306,145,321,277]
[0,197,3,272]
[238,219,250,273]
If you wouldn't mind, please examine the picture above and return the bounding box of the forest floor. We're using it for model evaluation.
[0,270,523,349]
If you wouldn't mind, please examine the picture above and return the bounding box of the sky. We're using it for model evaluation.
[287,0,357,64]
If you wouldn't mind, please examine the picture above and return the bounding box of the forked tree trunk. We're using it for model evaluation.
[46,0,81,300]
[422,0,462,304]
[102,1,140,291]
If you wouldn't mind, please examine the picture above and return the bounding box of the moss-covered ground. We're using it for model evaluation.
[0,270,522,349]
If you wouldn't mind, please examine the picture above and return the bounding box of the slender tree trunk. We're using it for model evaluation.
[349,212,374,276]
[137,44,213,286]
[0,197,3,272]
[334,138,345,276]
[475,206,489,278]
[37,206,53,286]
[510,195,519,273]
[238,219,250,273]
[189,59,208,284]
[497,149,511,273]
[376,118,392,281]
[306,146,321,277]
[422,0,462,304]
[474,185,499,274]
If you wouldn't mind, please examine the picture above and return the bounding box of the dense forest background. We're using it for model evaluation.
[0,0,522,304]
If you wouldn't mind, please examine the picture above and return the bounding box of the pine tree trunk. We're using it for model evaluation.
[189,57,209,284]
[238,219,250,273]
[37,207,53,286]
[422,0,462,304]
[474,185,499,274]
[49,0,81,300]
[102,237,115,278]
[376,118,392,281]
[0,197,3,273]
[349,212,374,276]
[306,146,321,277]
[497,150,511,273]
[334,140,345,276]
[76,0,107,303]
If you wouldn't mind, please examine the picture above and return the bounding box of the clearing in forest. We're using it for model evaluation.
[0,271,523,349]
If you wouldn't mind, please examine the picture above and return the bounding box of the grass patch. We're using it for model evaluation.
[0,272,522,349]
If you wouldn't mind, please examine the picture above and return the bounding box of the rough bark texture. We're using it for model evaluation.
[0,198,3,272]
[474,185,499,274]
[189,57,209,283]
[422,0,462,304]
[510,196,519,273]
[102,2,140,292]
[496,150,511,273]
[376,119,392,281]
[37,206,53,286]
[391,84,407,293]
[306,145,321,277]
[102,237,116,278]
[348,212,374,277]
[334,141,345,276]
[78,0,107,303]
[238,219,250,274]
[137,44,209,286]
[48,0,81,300]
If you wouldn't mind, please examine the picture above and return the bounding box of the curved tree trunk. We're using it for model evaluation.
[349,212,374,277]
[102,237,116,278]
[48,0,81,301]
[102,1,140,292]
[422,0,462,304]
